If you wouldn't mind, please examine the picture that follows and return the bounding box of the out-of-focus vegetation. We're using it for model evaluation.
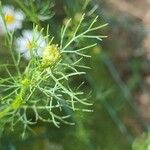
[0,0,150,149]
[132,130,150,150]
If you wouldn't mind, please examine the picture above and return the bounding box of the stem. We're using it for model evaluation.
[0,79,28,119]
[8,33,21,76]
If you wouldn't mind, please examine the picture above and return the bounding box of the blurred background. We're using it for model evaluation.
[0,0,150,149]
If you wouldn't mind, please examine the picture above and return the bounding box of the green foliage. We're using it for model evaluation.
[132,131,150,150]
[0,0,146,149]
[0,0,107,137]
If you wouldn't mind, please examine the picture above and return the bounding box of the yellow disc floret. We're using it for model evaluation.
[5,14,15,24]
[42,44,61,68]
[27,41,34,49]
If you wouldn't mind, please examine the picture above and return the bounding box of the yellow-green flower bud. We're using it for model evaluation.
[42,44,61,68]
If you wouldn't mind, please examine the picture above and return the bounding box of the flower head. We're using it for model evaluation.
[42,44,61,68]
[0,5,25,34]
[16,30,46,59]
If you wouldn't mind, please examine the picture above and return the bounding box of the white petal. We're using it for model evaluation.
[16,37,28,53]
[3,6,14,14]
[23,51,31,60]
[15,10,25,20]
[22,30,33,40]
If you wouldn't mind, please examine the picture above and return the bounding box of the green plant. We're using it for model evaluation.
[0,1,107,137]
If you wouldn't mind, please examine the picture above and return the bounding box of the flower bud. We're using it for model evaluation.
[42,44,61,68]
